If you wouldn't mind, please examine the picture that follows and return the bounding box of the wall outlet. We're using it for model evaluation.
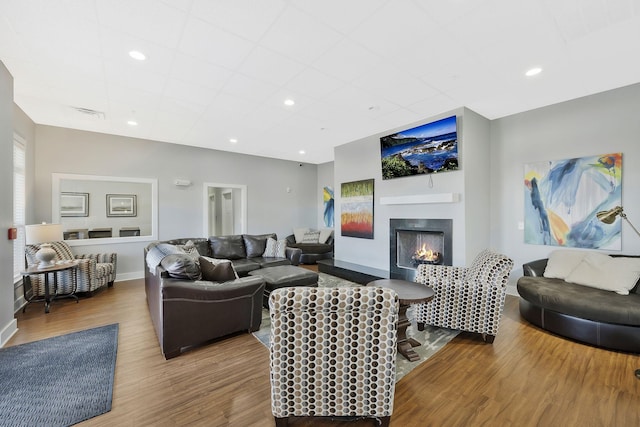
[517,221,524,230]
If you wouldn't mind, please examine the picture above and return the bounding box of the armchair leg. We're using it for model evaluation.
[377,416,391,427]
[274,416,289,427]
[482,333,495,343]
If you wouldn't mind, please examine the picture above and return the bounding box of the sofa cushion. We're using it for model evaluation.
[252,257,291,269]
[263,237,287,258]
[293,228,309,243]
[243,233,276,258]
[564,252,640,295]
[161,253,201,280]
[318,228,333,244]
[543,250,588,279]
[231,258,261,276]
[301,231,321,243]
[517,276,640,325]
[209,235,246,259]
[199,256,238,282]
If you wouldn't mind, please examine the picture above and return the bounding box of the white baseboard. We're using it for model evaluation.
[0,318,18,348]
[115,271,145,282]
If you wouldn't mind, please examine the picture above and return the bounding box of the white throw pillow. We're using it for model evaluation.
[263,237,287,258]
[543,250,588,279]
[318,228,333,244]
[564,253,640,295]
[293,228,309,243]
[301,231,321,244]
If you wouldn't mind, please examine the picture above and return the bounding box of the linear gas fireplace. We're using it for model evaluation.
[390,218,452,281]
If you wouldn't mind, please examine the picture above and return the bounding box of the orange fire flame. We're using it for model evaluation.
[415,244,439,261]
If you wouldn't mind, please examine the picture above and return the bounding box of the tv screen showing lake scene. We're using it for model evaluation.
[380,115,458,180]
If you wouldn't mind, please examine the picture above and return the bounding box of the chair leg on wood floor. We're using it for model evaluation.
[482,333,495,343]
[377,416,391,427]
[274,417,289,427]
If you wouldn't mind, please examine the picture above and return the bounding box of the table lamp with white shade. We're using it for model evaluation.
[25,223,63,268]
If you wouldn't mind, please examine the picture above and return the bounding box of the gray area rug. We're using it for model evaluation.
[254,273,459,382]
[0,324,119,426]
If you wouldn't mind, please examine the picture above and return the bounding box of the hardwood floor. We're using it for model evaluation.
[7,278,640,427]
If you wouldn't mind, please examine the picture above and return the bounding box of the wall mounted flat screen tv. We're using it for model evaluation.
[380,115,458,180]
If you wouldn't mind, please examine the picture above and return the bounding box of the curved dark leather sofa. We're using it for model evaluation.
[517,257,640,353]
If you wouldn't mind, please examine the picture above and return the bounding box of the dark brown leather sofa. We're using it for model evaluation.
[144,235,302,359]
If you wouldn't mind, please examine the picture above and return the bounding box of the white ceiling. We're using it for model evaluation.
[1,0,639,164]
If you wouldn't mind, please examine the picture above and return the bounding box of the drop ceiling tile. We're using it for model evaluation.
[96,0,188,49]
[292,0,387,34]
[312,38,384,82]
[169,52,233,91]
[99,28,176,72]
[259,6,343,64]
[163,78,220,108]
[351,64,439,107]
[449,0,551,52]
[221,73,280,103]
[178,16,254,69]
[103,60,168,94]
[349,1,440,59]
[238,46,306,87]
[285,68,344,99]
[191,0,285,42]
[413,0,492,25]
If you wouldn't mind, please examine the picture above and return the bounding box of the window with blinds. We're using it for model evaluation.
[13,134,26,282]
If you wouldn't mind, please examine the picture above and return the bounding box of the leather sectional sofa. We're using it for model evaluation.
[144,234,302,359]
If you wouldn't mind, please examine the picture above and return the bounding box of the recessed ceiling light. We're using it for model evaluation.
[284,99,295,106]
[129,50,146,61]
[229,138,238,143]
[525,67,542,77]
[299,150,306,155]
[127,120,138,126]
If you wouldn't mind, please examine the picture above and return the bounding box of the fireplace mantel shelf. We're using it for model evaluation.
[380,193,460,205]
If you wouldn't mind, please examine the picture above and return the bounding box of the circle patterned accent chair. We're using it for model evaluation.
[269,286,399,427]
[414,249,514,343]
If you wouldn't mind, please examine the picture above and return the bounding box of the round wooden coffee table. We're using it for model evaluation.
[368,279,434,362]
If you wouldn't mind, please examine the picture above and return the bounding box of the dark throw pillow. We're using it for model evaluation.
[199,256,238,282]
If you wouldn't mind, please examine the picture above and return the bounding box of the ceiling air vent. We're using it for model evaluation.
[71,106,106,120]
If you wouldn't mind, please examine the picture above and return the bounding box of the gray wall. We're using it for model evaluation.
[33,125,319,280]
[333,107,492,272]
[491,82,640,291]
[0,62,16,346]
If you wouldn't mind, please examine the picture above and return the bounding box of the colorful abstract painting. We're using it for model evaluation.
[341,179,374,239]
[524,153,622,249]
[323,186,334,227]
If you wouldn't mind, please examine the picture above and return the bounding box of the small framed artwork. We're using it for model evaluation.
[106,194,137,217]
[341,179,374,239]
[60,192,89,217]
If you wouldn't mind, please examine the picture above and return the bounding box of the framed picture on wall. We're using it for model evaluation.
[60,192,89,217]
[106,194,137,217]
[341,179,374,239]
